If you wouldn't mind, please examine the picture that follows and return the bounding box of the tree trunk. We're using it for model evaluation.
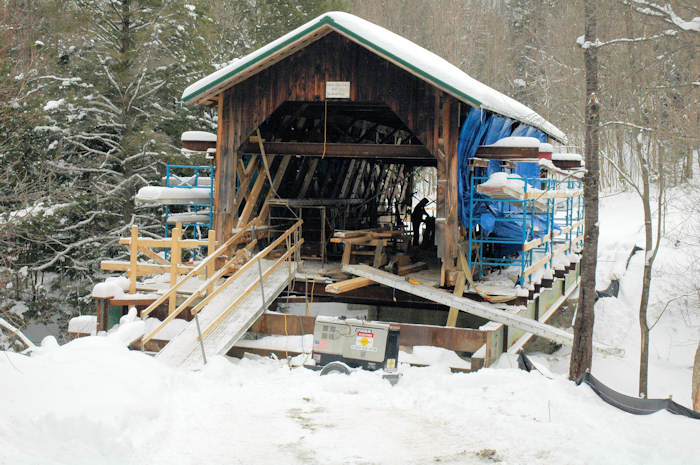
[570,0,600,381]
[638,147,652,397]
[692,341,700,412]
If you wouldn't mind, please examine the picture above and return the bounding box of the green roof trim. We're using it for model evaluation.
[181,14,482,108]
[180,12,567,143]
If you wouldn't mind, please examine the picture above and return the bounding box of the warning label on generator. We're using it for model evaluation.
[352,330,377,352]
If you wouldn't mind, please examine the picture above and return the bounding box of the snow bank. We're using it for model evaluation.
[91,276,129,298]
[1,338,696,465]
[399,345,470,370]
[68,315,96,335]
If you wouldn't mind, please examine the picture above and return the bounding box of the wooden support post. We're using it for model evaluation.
[446,271,466,327]
[258,155,291,221]
[129,225,138,294]
[207,229,216,295]
[341,241,353,265]
[372,239,385,268]
[96,297,110,332]
[238,160,273,227]
[169,223,182,314]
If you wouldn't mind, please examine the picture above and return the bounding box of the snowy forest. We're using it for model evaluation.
[1,0,696,342]
[1,0,699,463]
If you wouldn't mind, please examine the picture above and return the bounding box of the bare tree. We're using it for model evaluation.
[569,0,600,381]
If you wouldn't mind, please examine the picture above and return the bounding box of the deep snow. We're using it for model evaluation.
[1,337,697,465]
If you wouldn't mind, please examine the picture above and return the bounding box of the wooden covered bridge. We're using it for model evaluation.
[89,12,588,370]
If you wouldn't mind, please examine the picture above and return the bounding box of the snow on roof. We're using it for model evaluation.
[181,131,217,142]
[538,143,553,153]
[487,136,542,148]
[135,186,212,206]
[552,152,583,161]
[182,11,567,143]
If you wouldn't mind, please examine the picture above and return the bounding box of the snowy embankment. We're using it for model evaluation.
[1,183,698,464]
[1,337,697,465]
[540,183,700,405]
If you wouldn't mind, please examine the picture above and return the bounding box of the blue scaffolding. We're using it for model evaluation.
[163,164,215,241]
[466,159,583,285]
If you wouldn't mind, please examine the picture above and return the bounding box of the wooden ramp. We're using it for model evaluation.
[136,219,303,369]
[157,259,296,369]
[343,264,620,355]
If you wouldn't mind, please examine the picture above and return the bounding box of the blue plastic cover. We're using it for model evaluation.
[457,109,549,255]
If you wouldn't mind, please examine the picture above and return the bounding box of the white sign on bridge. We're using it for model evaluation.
[326,81,350,99]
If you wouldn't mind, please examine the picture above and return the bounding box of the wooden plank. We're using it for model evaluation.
[258,155,291,221]
[237,160,273,226]
[372,239,386,267]
[138,246,170,265]
[325,277,374,294]
[169,225,182,313]
[100,261,194,275]
[252,313,486,353]
[339,159,358,198]
[445,271,466,327]
[239,142,433,161]
[474,146,540,159]
[119,238,210,248]
[207,230,216,295]
[139,219,260,320]
[129,225,138,294]
[349,161,367,198]
[200,242,300,340]
[522,235,582,277]
[397,322,486,353]
[343,264,619,354]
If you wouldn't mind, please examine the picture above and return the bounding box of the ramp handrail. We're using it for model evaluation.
[198,225,303,341]
[140,218,260,321]
[142,219,302,346]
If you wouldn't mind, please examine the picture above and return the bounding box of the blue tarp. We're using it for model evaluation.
[457,108,550,255]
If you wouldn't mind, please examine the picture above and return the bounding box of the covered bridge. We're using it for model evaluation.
[182,11,567,287]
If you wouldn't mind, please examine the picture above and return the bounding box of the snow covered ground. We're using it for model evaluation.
[541,184,700,405]
[1,182,698,464]
[1,338,697,465]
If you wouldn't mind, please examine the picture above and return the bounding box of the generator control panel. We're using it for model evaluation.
[312,316,400,372]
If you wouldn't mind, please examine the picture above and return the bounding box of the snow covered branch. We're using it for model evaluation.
[626,1,700,32]
[576,29,678,49]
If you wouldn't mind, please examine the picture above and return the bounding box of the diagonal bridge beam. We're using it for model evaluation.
[343,264,621,355]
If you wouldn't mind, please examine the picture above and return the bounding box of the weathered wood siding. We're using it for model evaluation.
[215,32,463,274]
